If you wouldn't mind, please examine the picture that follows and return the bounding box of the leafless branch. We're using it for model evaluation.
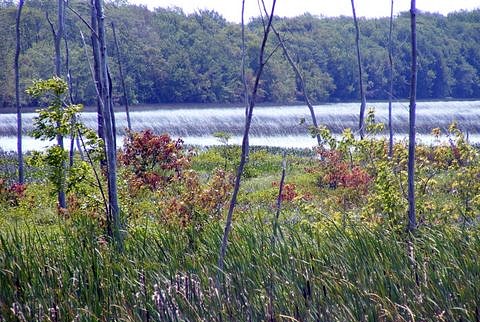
[66,2,98,38]
[271,25,322,145]
[46,11,57,38]
[217,0,277,291]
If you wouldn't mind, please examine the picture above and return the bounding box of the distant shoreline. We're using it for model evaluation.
[2,98,479,114]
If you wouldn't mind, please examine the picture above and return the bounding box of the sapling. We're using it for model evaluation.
[26,77,104,211]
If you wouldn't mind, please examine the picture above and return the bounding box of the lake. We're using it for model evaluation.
[1,100,479,151]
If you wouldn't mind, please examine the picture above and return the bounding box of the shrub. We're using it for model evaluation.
[119,130,191,190]
[0,179,27,206]
[271,181,297,202]
[316,148,372,192]
[157,168,234,229]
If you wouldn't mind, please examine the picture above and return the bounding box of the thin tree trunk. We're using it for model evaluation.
[407,0,417,232]
[90,0,105,146]
[388,0,394,158]
[15,0,25,184]
[54,0,64,77]
[79,29,110,220]
[57,0,66,209]
[272,26,322,146]
[217,0,277,288]
[272,151,287,242]
[241,0,249,113]
[351,0,367,139]
[46,0,67,209]
[107,67,117,149]
[111,21,131,131]
[64,33,84,165]
[94,0,123,249]
[241,0,250,155]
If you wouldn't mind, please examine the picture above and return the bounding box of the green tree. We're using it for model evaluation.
[26,77,103,209]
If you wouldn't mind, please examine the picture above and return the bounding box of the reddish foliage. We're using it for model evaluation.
[161,169,234,227]
[272,182,298,202]
[281,183,297,202]
[0,179,27,206]
[9,183,27,199]
[119,130,191,190]
[317,148,371,192]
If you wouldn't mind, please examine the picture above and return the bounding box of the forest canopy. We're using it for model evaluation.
[1,0,479,107]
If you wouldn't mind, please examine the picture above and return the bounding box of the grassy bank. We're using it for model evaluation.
[1,126,480,320]
[1,218,478,321]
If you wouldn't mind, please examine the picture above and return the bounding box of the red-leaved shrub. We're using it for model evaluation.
[119,130,191,190]
[0,179,27,206]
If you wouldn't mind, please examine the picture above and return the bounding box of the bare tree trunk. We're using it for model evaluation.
[15,0,24,184]
[241,0,252,158]
[111,21,131,131]
[66,35,75,167]
[241,0,249,124]
[272,151,286,241]
[407,0,417,232]
[46,0,67,209]
[64,28,84,165]
[54,0,64,77]
[217,0,277,288]
[107,67,117,149]
[79,29,111,221]
[272,26,322,146]
[90,0,105,147]
[388,0,394,158]
[351,0,367,139]
[57,0,66,209]
[94,0,123,249]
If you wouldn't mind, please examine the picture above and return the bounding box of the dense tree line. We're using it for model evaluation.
[1,0,479,108]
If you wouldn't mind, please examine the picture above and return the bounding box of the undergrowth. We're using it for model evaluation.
[1,123,480,321]
[0,218,478,321]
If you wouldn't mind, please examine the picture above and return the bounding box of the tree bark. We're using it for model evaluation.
[407,0,417,232]
[273,151,287,242]
[241,0,249,123]
[388,0,394,158]
[351,0,367,139]
[94,0,123,249]
[15,0,24,184]
[217,0,277,288]
[90,0,105,147]
[57,0,66,209]
[107,67,117,149]
[111,21,131,131]
[46,0,67,209]
[55,0,64,76]
[64,27,84,165]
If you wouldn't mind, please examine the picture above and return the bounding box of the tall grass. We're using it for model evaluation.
[1,218,478,321]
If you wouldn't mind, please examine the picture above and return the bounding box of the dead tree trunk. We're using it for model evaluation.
[272,26,322,146]
[66,35,75,167]
[272,151,287,241]
[54,0,64,77]
[15,0,25,184]
[407,0,417,232]
[241,0,249,111]
[93,0,122,249]
[107,68,117,149]
[90,0,105,147]
[46,0,67,209]
[111,21,131,131]
[388,0,394,158]
[217,0,277,288]
[351,0,367,139]
[64,23,84,166]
